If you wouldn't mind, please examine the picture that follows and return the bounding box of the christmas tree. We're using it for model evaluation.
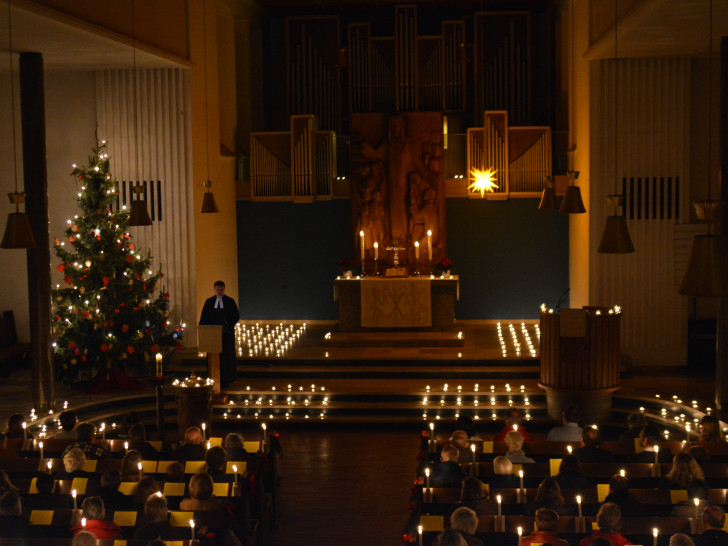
[52,141,183,385]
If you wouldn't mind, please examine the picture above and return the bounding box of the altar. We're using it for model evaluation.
[333,276,459,332]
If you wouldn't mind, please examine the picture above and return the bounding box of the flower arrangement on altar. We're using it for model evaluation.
[339,258,357,278]
[437,257,454,275]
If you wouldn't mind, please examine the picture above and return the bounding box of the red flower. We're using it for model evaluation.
[69,236,74,243]
[129,243,135,250]
[57,264,65,272]
[81,310,90,319]
[126,345,135,354]
[126,255,133,263]
[68,341,77,350]
[122,324,129,332]
[64,276,72,285]
[102,277,110,287]
[73,348,80,356]
[100,343,108,352]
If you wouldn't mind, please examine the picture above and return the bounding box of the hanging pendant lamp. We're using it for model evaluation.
[679,201,728,297]
[200,180,218,213]
[559,171,586,214]
[598,194,634,253]
[538,175,558,211]
[128,184,152,226]
[1,192,36,249]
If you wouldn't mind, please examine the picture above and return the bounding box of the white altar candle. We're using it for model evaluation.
[360,231,365,261]
[427,230,432,259]
[374,242,378,260]
[414,241,419,259]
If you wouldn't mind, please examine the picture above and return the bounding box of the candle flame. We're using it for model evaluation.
[468,167,499,197]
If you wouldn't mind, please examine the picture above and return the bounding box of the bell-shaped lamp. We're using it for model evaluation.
[128,184,152,226]
[1,192,36,249]
[598,215,635,253]
[200,180,218,213]
[559,171,586,214]
[678,233,728,297]
[538,176,557,211]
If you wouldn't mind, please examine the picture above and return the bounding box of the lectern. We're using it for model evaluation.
[198,325,222,394]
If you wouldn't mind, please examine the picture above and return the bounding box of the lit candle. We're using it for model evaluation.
[418,524,423,546]
[497,494,502,517]
[206,441,211,450]
[72,489,77,510]
[201,422,206,440]
[124,441,129,453]
[694,497,700,520]
[576,495,582,518]
[471,443,477,464]
[414,241,420,260]
[519,469,524,490]
[22,422,27,440]
[100,423,106,440]
[359,230,365,261]
[262,422,267,445]
[374,242,378,260]
[653,527,658,546]
[425,467,430,489]
[46,460,52,474]
[567,445,572,454]
[39,441,44,460]
[81,517,86,529]
[427,230,432,259]
[137,462,143,476]
[654,445,659,465]
[190,519,195,540]
[517,526,523,546]
[233,464,239,483]
[155,353,163,376]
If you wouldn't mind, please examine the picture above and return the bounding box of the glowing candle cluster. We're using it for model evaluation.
[497,322,540,358]
[219,383,329,421]
[234,322,306,358]
[171,374,215,388]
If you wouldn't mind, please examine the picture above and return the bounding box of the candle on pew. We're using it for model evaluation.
[418,524,423,546]
[81,518,86,530]
[519,469,524,490]
[497,494,502,517]
[619,468,626,477]
[566,445,572,454]
[374,242,378,261]
[517,526,523,546]
[138,462,143,477]
[22,422,27,440]
[39,441,43,460]
[576,495,582,518]
[360,231,365,261]
[233,464,239,483]
[427,230,432,259]
[262,422,267,445]
[470,444,476,476]
[694,498,700,520]
[190,519,195,540]
[201,423,206,441]
[414,241,419,260]
[100,423,106,440]
[654,445,659,465]
[72,489,77,510]
[124,441,129,453]
[653,527,659,546]
[425,467,430,489]
[46,461,52,474]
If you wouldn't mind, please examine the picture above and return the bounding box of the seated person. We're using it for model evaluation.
[431,445,465,488]
[0,491,28,538]
[603,474,645,518]
[180,472,222,511]
[56,447,92,479]
[95,469,131,511]
[133,493,189,540]
[493,408,533,442]
[525,477,575,517]
[695,506,728,546]
[2,414,32,440]
[575,426,614,463]
[71,531,98,546]
[120,449,143,482]
[671,481,710,519]
[166,461,186,482]
[133,476,161,510]
[618,412,647,444]
[546,405,583,442]
[70,496,123,539]
[55,410,78,439]
[24,472,73,510]
[449,506,484,546]
[433,528,468,546]
[521,508,570,546]
[448,476,497,517]
[172,426,206,461]
[555,454,596,491]
[128,423,160,460]
[61,422,110,459]
[224,432,251,461]
[490,455,519,489]
[660,452,707,490]
[631,424,672,463]
[505,430,535,463]
[698,416,724,443]
[670,534,695,546]
[578,502,632,546]
[206,446,234,483]
[451,430,473,462]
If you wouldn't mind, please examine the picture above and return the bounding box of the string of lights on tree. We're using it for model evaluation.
[51,141,184,384]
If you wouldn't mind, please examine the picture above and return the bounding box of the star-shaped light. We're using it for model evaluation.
[468,167,499,197]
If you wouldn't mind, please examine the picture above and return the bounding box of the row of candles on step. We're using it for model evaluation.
[234,323,306,358]
[496,323,539,358]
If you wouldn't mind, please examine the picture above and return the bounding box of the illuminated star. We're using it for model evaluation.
[468,167,499,197]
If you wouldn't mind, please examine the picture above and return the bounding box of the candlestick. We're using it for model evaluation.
[72,489,77,510]
[39,441,43,460]
[497,494,502,517]
[190,519,195,540]
[577,495,582,518]
[418,524,423,546]
[654,446,659,464]
[429,422,434,452]
[155,353,163,376]
[519,469,524,490]
[694,497,700,520]
[425,467,430,489]
[359,230,365,262]
[373,242,378,261]
[470,444,477,476]
[22,422,27,440]
[201,422,206,441]
[233,464,239,483]
[653,527,658,546]
[517,526,523,546]
[427,230,432,260]
[262,422,267,445]
[414,241,419,259]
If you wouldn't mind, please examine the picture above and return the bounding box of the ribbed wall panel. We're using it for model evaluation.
[95,68,196,332]
[590,57,690,366]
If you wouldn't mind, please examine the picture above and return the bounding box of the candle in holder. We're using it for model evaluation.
[694,497,700,520]
[22,422,27,440]
[427,230,432,259]
[374,242,378,260]
[72,489,77,510]
[425,467,430,489]
[190,519,195,540]
[470,444,477,475]
[654,445,659,464]
[39,441,44,460]
[497,494,502,517]
[576,495,582,518]
[414,241,420,260]
[359,231,365,261]
[201,422,206,441]
[653,527,658,546]
[519,469,524,490]
[155,353,163,376]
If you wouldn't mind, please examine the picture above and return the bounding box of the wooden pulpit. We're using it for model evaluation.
[198,325,222,394]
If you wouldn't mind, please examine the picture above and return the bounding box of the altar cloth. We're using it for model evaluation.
[360,277,432,328]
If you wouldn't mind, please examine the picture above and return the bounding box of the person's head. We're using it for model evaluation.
[135,476,160,507]
[669,533,695,546]
[505,430,524,451]
[184,426,203,445]
[701,506,726,531]
[0,470,18,493]
[71,531,98,546]
[75,422,96,444]
[214,280,225,297]
[121,449,143,481]
[6,414,24,433]
[166,461,185,482]
[205,446,226,472]
[441,444,459,463]
[144,493,168,523]
[699,415,722,442]
[596,502,622,534]
[608,474,629,493]
[59,411,77,432]
[63,447,87,473]
[666,452,704,487]
[535,477,565,505]
[81,496,105,521]
[451,430,468,447]
[35,473,55,495]
[459,476,488,504]
[640,424,662,448]
[582,425,601,447]
[493,455,512,476]
[188,472,214,501]
[534,508,560,532]
[450,506,479,536]
[504,408,523,427]
[559,454,582,475]
[563,405,580,424]
[128,423,147,443]
[627,411,648,431]
[0,491,21,516]
[100,469,121,491]
[224,432,244,450]
[436,528,467,546]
